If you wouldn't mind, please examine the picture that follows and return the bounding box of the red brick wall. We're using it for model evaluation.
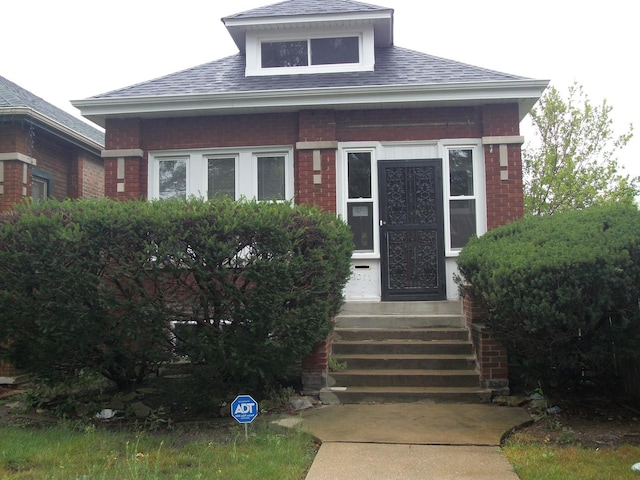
[0,121,104,212]
[482,104,524,229]
[336,107,483,141]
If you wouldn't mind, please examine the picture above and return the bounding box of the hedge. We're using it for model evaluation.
[0,197,353,392]
[456,203,640,392]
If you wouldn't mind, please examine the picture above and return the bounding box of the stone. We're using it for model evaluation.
[632,463,640,472]
[130,402,151,418]
[289,396,314,412]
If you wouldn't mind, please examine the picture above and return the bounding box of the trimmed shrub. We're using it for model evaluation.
[0,198,353,393]
[456,203,640,392]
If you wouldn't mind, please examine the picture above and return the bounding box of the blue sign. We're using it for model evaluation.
[231,395,259,424]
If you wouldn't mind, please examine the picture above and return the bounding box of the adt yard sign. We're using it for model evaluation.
[231,395,258,424]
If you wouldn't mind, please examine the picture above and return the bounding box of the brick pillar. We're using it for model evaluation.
[461,286,510,395]
[102,151,146,200]
[301,330,334,394]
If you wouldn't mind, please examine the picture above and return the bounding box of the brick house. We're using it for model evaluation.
[74,0,546,303]
[0,75,105,213]
[0,75,105,380]
[73,0,548,396]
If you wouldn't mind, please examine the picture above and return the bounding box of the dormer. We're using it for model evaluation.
[221,0,394,76]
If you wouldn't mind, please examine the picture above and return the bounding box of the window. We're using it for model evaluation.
[346,152,374,252]
[150,148,293,201]
[32,169,52,201]
[261,36,359,69]
[158,158,187,199]
[448,149,477,249]
[208,157,235,199]
[257,156,285,200]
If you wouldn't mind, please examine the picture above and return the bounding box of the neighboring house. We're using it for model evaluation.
[73,0,548,302]
[0,75,105,213]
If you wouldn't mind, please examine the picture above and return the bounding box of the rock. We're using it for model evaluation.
[632,462,640,472]
[493,395,529,407]
[135,388,162,395]
[289,396,314,412]
[130,402,152,418]
[95,408,116,420]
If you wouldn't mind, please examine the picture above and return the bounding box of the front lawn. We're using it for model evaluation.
[0,422,316,479]
[503,442,640,480]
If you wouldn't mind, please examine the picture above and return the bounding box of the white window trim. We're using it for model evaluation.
[441,141,487,256]
[337,143,381,259]
[148,146,294,201]
[246,26,375,76]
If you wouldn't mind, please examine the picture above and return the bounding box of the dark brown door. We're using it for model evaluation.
[379,159,445,301]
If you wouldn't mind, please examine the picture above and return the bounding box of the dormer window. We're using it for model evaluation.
[245,27,375,76]
[261,36,360,68]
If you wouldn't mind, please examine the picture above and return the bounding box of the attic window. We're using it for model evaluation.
[261,36,359,69]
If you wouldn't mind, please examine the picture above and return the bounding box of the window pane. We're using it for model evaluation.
[258,156,285,200]
[159,159,187,199]
[261,41,308,68]
[348,152,372,199]
[311,37,359,65]
[450,199,476,249]
[449,149,474,196]
[32,177,48,201]
[208,158,235,199]
[347,202,374,251]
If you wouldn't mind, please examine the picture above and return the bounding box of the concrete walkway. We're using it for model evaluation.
[275,403,531,480]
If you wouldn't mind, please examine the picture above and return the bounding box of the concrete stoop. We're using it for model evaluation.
[324,301,492,404]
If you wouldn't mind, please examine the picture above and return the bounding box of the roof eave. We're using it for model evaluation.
[0,107,105,152]
[72,79,550,127]
[222,10,394,52]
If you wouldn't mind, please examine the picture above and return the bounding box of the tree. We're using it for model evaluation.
[523,83,637,215]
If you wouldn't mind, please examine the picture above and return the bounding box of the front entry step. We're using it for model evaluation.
[326,301,491,404]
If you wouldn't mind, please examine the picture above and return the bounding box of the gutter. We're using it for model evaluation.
[72,79,550,127]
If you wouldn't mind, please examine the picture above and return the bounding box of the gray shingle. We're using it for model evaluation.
[224,0,390,20]
[92,46,527,100]
[0,75,104,146]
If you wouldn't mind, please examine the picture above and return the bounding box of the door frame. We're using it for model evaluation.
[378,159,446,301]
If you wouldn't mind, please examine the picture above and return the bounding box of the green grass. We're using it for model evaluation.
[503,441,640,480]
[0,422,316,479]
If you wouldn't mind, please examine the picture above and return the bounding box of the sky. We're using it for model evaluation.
[3,0,638,178]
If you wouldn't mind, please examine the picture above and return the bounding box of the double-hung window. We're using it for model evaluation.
[150,148,292,201]
[447,148,478,251]
[346,151,375,253]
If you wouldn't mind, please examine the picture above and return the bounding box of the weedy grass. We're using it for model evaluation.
[0,422,316,479]
[503,441,640,480]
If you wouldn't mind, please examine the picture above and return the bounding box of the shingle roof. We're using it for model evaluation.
[92,46,527,100]
[0,75,104,146]
[223,0,390,20]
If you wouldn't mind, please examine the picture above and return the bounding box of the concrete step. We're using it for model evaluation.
[334,327,469,342]
[321,386,491,404]
[339,301,462,316]
[333,353,476,370]
[336,314,465,329]
[332,340,473,355]
[330,369,480,388]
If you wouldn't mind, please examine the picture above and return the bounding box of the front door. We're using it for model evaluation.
[378,159,445,301]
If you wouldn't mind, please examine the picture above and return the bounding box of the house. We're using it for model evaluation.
[73,0,547,304]
[0,75,105,381]
[0,75,105,213]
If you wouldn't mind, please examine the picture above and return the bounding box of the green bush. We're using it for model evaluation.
[0,198,353,394]
[456,203,640,392]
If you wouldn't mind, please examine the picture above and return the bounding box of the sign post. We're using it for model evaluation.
[231,394,259,441]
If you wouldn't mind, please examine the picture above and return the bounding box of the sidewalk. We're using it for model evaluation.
[275,403,531,480]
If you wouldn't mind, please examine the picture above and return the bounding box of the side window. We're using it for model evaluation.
[158,158,187,200]
[208,157,236,199]
[346,152,374,252]
[448,149,477,249]
[32,176,49,201]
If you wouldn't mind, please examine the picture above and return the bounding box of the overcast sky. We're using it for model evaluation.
[4,0,637,177]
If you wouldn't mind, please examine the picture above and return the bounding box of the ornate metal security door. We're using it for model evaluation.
[379,160,445,301]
